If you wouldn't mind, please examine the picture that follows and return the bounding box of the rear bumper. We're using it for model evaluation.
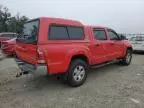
[15,57,48,76]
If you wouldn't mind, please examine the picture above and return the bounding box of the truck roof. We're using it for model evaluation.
[85,25,110,29]
[27,17,84,26]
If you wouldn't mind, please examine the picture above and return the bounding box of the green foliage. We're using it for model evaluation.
[0,5,28,33]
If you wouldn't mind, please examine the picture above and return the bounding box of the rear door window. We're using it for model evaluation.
[49,25,69,40]
[93,29,107,40]
[67,27,84,40]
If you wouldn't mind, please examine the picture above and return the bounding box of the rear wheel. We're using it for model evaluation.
[120,49,132,65]
[66,59,88,87]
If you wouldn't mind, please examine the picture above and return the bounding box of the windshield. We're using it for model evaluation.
[130,37,144,41]
[17,19,39,43]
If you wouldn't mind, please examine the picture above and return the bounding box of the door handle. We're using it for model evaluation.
[19,46,27,51]
[110,42,114,45]
[21,46,26,49]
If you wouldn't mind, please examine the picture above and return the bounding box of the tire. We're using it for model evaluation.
[120,49,132,65]
[67,59,88,87]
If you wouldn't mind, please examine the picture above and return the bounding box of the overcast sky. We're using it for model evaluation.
[1,0,144,33]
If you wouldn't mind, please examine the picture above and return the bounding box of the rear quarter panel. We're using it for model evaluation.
[39,42,92,74]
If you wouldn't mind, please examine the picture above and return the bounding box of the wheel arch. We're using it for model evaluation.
[71,54,89,65]
[127,47,133,51]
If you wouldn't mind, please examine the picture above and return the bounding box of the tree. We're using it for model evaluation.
[8,13,28,33]
[0,5,11,32]
[0,5,28,33]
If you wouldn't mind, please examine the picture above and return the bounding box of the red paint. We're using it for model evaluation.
[0,33,17,47]
[15,17,132,75]
[1,38,16,55]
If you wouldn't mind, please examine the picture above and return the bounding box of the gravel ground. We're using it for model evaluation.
[0,53,144,108]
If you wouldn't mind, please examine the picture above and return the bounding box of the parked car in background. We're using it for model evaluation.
[15,17,132,87]
[119,34,128,40]
[1,38,16,56]
[130,36,144,52]
[0,32,17,48]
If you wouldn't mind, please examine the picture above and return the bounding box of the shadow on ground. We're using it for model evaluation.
[7,62,123,94]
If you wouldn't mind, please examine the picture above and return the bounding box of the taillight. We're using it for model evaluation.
[37,48,46,64]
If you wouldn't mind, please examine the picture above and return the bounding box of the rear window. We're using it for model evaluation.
[49,25,84,40]
[17,19,39,43]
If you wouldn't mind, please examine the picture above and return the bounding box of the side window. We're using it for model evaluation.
[67,27,84,40]
[108,30,119,40]
[93,29,107,40]
[49,25,69,40]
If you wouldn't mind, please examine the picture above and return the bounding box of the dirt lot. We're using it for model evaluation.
[0,53,144,108]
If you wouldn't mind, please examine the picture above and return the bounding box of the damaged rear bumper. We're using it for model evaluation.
[15,57,48,76]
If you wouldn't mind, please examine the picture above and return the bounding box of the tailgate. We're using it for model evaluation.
[16,43,37,64]
[15,19,39,64]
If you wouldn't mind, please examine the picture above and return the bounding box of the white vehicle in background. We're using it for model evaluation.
[130,36,144,52]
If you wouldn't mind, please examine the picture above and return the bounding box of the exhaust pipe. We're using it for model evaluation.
[16,71,29,77]
[15,56,30,77]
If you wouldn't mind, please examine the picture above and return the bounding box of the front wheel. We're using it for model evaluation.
[120,49,132,65]
[67,59,88,87]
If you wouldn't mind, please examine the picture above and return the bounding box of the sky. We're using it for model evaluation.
[0,0,144,33]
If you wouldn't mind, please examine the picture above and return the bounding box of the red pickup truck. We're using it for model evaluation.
[15,17,132,87]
